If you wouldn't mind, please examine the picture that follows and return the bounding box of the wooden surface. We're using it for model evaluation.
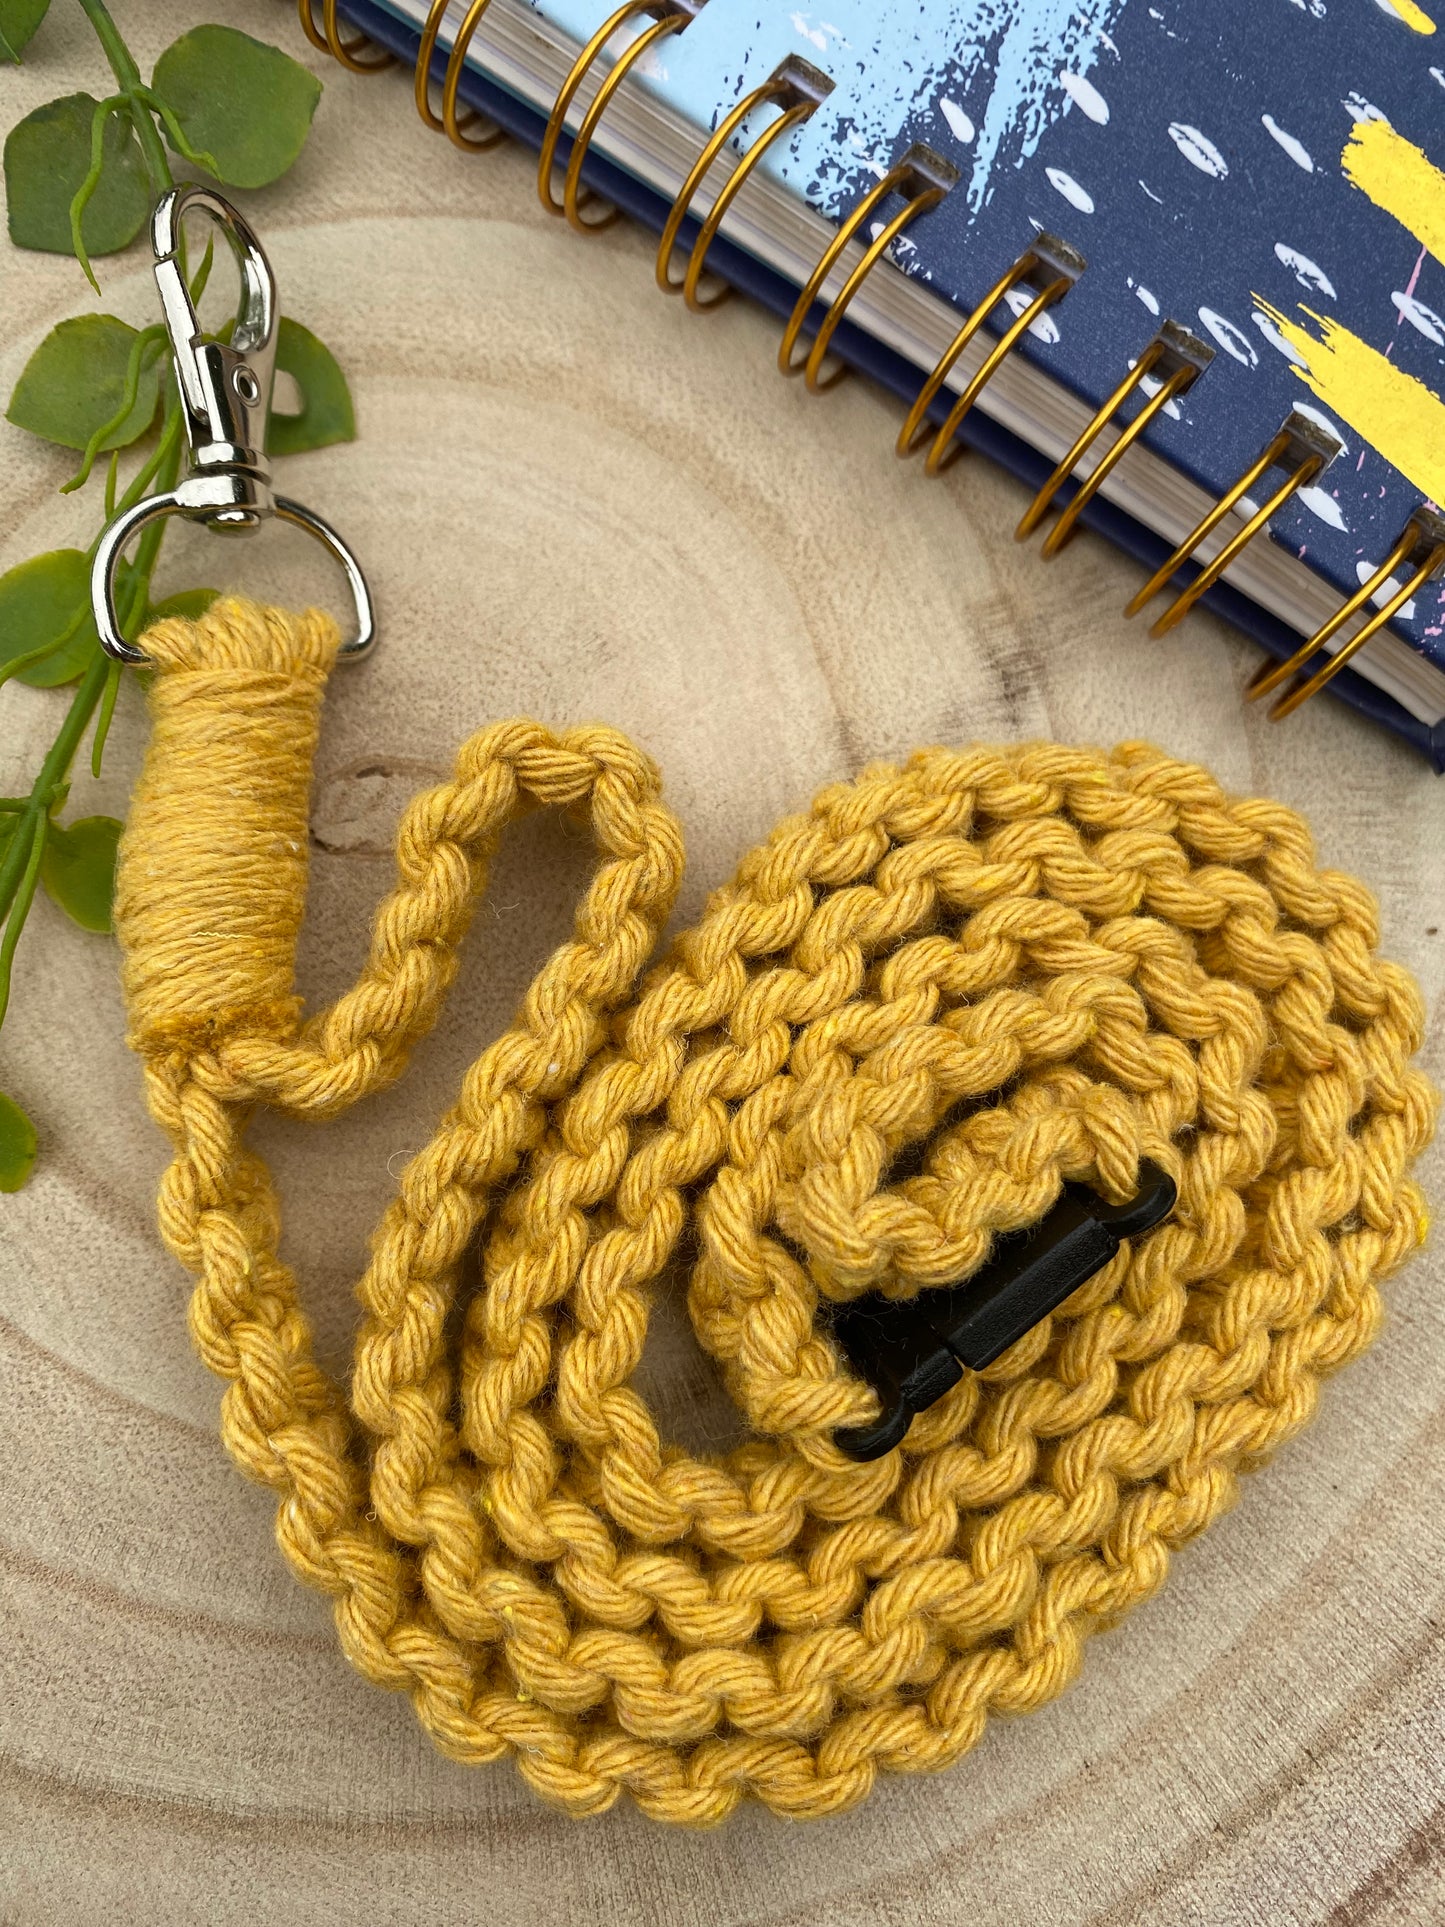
[2,7,1444,1921]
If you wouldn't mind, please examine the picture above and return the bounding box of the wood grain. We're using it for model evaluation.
[1,7,1443,1921]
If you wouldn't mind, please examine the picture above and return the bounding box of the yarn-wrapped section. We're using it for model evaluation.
[115,597,339,1054]
[115,598,1436,1825]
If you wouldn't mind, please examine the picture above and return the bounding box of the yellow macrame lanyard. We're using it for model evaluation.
[111,592,1435,1825]
[92,184,1436,1825]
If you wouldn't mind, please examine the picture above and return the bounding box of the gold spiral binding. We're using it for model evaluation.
[656,57,832,311]
[779,145,958,393]
[897,234,1084,471]
[415,0,505,151]
[539,1,693,233]
[1245,505,1445,721]
[297,0,393,72]
[1016,320,1213,559]
[1124,411,1341,636]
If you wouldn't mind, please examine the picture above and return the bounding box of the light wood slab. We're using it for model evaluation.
[1,7,1442,1921]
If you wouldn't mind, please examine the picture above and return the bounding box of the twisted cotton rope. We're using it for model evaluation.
[114,596,1436,1825]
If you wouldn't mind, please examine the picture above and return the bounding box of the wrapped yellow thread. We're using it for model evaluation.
[118,602,337,1053]
[114,596,1436,1825]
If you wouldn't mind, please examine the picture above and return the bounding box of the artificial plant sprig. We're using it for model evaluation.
[0,1,358,1188]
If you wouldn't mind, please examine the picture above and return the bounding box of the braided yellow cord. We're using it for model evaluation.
[114,597,1436,1825]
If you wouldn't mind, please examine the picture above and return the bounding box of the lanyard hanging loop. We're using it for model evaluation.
[91,184,374,666]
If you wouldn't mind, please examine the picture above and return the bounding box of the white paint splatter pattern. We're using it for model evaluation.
[1252,309,1304,364]
[1046,166,1095,212]
[1004,285,1062,342]
[1342,89,1389,123]
[1297,488,1349,532]
[1357,557,1416,620]
[1134,367,1183,419]
[1167,122,1229,177]
[787,10,836,55]
[1198,308,1258,366]
[1059,71,1109,123]
[1393,292,1445,346]
[1275,243,1337,298]
[940,99,975,143]
[1261,115,1313,172]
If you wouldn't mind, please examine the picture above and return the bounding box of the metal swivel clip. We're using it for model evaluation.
[91,184,374,665]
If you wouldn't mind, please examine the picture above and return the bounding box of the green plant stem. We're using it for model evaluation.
[0,417,181,1008]
[0,654,103,913]
[0,653,103,1027]
[0,814,49,1029]
[0,0,195,982]
[72,0,174,193]
[115,405,182,514]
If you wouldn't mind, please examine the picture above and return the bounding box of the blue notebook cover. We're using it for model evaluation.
[606,0,1445,671]
[338,0,1445,762]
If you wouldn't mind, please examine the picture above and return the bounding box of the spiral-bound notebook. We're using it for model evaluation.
[306,0,1445,767]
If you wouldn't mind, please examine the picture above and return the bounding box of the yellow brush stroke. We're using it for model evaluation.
[1254,297,1445,507]
[1342,117,1445,262]
[1376,0,1435,30]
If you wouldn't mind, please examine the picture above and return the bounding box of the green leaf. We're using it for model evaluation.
[267,318,355,458]
[143,587,219,627]
[0,1091,37,1192]
[0,0,51,63]
[151,26,321,190]
[3,92,149,256]
[41,814,121,933]
[0,549,98,687]
[7,314,162,452]
[0,548,137,689]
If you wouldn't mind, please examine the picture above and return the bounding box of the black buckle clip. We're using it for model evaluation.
[831,1160,1177,1461]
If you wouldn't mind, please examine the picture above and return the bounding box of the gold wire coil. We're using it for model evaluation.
[656,58,831,311]
[779,145,957,393]
[1125,411,1342,636]
[897,235,1083,471]
[539,1,690,233]
[1246,507,1445,721]
[297,0,393,71]
[415,0,505,150]
[1016,320,1212,559]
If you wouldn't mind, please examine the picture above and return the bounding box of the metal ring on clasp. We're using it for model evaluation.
[91,495,376,666]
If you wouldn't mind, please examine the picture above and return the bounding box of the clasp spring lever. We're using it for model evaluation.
[91,185,374,665]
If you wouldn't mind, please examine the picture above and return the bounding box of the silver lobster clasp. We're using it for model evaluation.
[91,184,374,665]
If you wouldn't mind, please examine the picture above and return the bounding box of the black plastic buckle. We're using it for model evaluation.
[831,1161,1177,1461]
